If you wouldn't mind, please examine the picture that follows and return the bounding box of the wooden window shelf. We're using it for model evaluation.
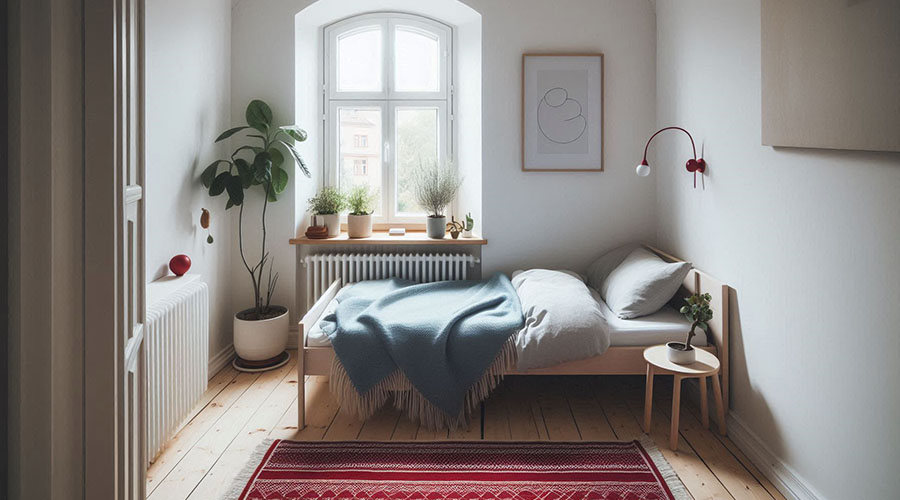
[289,231,487,246]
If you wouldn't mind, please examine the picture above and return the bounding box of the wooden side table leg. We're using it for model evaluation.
[670,375,682,450]
[712,372,726,436]
[699,376,709,429]
[643,364,654,433]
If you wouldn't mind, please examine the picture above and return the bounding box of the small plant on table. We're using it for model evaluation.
[667,292,713,364]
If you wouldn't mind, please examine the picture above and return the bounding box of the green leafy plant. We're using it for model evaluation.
[346,185,379,216]
[679,292,713,350]
[464,212,474,231]
[412,159,462,218]
[307,187,345,215]
[200,99,310,318]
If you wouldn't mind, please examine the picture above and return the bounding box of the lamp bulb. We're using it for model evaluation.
[636,163,651,177]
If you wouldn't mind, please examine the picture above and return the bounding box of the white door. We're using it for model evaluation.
[85,0,146,498]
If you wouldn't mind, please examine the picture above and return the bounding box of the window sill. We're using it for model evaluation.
[289,230,487,246]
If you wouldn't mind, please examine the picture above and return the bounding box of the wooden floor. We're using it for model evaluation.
[147,351,785,500]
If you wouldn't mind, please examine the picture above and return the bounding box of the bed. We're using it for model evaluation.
[295,245,729,429]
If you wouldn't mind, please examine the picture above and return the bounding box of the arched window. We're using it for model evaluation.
[324,13,452,223]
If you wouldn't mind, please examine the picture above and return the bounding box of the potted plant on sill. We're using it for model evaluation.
[463,212,475,238]
[667,292,713,364]
[346,184,378,238]
[413,160,462,239]
[308,187,345,238]
[201,99,310,370]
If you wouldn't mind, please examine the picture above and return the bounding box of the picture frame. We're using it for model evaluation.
[522,53,604,172]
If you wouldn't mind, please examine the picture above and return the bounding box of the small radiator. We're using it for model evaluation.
[145,276,209,465]
[303,253,479,308]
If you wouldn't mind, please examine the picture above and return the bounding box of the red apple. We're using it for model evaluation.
[169,254,191,276]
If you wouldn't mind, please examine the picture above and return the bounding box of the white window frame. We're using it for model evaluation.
[323,12,454,225]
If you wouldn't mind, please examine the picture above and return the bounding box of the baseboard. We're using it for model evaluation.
[727,412,823,500]
[208,344,235,378]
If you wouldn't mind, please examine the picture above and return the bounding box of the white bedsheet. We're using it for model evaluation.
[304,279,706,349]
[591,287,707,347]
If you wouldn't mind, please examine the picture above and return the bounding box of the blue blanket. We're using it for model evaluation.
[319,273,524,418]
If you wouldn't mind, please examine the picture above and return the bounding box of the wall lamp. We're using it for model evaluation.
[636,126,706,188]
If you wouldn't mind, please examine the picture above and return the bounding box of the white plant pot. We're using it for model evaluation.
[314,213,341,237]
[426,216,447,239]
[462,229,473,238]
[666,341,696,365]
[233,306,289,361]
[347,214,373,238]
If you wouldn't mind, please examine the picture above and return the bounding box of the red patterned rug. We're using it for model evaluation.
[227,440,689,500]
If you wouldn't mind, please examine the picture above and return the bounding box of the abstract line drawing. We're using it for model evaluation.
[537,87,587,145]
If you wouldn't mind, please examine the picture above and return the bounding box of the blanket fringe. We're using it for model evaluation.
[330,335,518,430]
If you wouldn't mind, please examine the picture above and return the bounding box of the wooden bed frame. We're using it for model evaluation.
[296,245,729,429]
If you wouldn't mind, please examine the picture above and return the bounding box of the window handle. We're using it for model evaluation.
[384,142,390,164]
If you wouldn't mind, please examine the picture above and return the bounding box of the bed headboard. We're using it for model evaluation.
[645,245,730,408]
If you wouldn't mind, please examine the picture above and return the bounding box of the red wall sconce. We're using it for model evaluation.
[636,126,706,188]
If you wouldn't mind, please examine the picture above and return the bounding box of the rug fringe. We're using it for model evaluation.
[639,436,692,500]
[330,335,517,430]
[221,438,274,500]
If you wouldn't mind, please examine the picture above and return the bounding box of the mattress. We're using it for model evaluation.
[305,283,354,347]
[589,287,707,347]
[305,281,706,348]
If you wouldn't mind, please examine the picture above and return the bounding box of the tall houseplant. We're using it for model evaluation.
[346,185,378,238]
[413,160,462,239]
[667,292,714,364]
[201,99,310,366]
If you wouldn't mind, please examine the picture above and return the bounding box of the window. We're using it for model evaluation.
[325,13,452,222]
[353,159,368,176]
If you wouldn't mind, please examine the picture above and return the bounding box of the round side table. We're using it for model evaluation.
[643,345,726,450]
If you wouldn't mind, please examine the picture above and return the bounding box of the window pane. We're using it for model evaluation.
[337,26,382,92]
[338,107,382,214]
[394,26,440,92]
[395,107,439,216]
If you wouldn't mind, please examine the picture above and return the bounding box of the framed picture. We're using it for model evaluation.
[522,53,604,171]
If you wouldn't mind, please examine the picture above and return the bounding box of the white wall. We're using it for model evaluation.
[146,0,234,360]
[231,0,658,321]
[655,1,900,498]
[475,0,657,274]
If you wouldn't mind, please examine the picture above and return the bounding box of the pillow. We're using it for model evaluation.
[600,247,691,319]
[585,243,640,291]
[511,269,609,370]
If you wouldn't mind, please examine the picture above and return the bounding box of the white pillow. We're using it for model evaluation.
[512,269,609,370]
[600,248,691,319]
[585,243,640,291]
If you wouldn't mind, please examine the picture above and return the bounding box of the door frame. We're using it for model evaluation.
[84,0,147,498]
[8,0,144,497]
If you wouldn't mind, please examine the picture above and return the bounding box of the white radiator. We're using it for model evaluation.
[145,275,209,465]
[303,253,479,308]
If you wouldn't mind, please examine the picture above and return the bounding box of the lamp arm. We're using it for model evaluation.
[641,126,698,163]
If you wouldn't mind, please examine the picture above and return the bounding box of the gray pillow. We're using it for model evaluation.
[600,247,691,319]
[585,243,640,291]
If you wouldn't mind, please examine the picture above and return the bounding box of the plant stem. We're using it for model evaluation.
[238,202,261,314]
[260,179,271,311]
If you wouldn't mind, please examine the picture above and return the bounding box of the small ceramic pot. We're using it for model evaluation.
[347,214,373,238]
[234,306,289,361]
[666,341,696,364]
[462,229,473,238]
[314,213,340,237]
[426,216,447,239]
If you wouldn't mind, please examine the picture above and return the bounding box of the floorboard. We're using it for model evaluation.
[149,364,780,500]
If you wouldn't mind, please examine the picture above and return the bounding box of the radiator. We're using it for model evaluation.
[303,253,479,308]
[145,276,209,465]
